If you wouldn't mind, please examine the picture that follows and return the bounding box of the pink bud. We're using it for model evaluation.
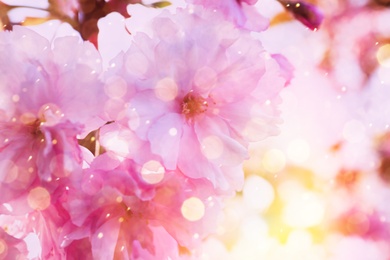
[285,1,324,30]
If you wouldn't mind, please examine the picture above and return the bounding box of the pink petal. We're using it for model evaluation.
[195,116,248,166]
[0,228,28,259]
[147,113,184,170]
[127,91,174,139]
[241,3,270,32]
[91,219,121,260]
[99,122,145,161]
[177,124,229,190]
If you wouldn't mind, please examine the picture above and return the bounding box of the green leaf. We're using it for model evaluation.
[151,1,171,8]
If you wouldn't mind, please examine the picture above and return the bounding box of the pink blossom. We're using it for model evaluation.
[318,6,390,91]
[187,0,268,31]
[335,208,390,241]
[0,228,28,259]
[0,27,106,204]
[25,206,69,259]
[98,122,160,165]
[0,176,80,258]
[62,154,220,258]
[105,8,291,191]
[283,1,324,30]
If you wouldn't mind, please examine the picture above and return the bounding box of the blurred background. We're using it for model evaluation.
[2,0,390,259]
[201,1,390,259]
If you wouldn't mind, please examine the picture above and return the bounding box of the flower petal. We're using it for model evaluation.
[148,113,184,170]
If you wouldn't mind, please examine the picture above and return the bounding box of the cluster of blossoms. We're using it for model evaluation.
[0,0,296,259]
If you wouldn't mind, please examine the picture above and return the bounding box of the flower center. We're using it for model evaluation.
[181,92,208,119]
[30,119,43,138]
[38,103,64,126]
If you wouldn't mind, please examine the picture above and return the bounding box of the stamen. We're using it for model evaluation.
[181,92,208,119]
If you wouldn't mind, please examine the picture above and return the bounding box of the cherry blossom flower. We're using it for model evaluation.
[62,154,220,259]
[105,8,291,191]
[0,228,28,259]
[26,205,70,259]
[187,0,268,31]
[0,180,74,259]
[318,4,390,91]
[0,26,106,205]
